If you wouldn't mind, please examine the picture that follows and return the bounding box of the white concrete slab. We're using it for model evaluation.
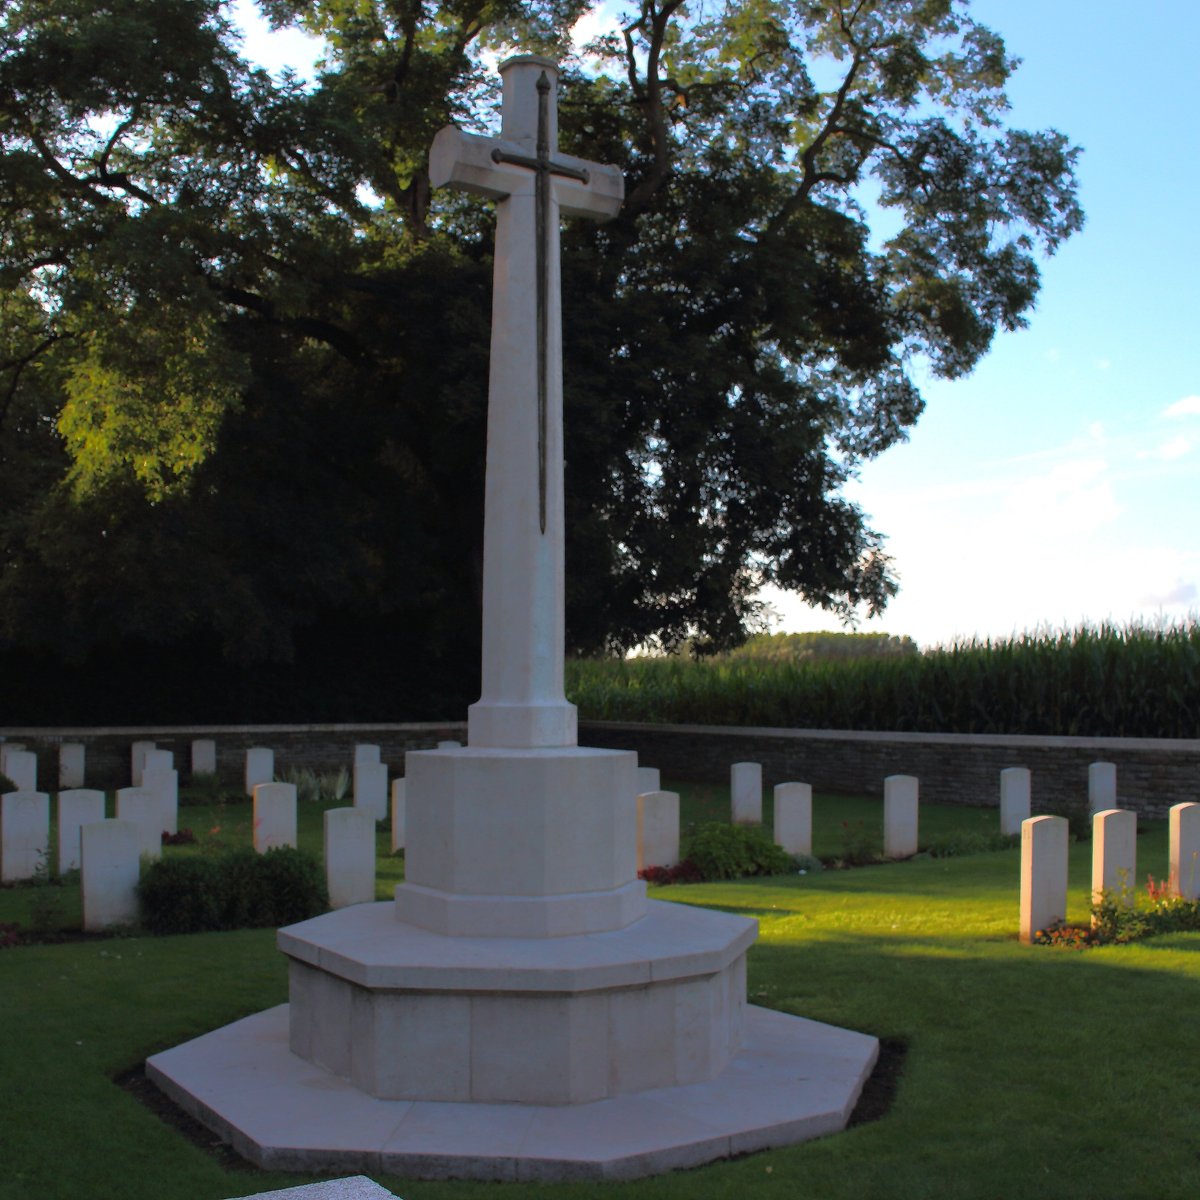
[1020,814,1068,942]
[1169,801,1200,900]
[59,742,85,789]
[1088,761,1117,815]
[773,782,812,856]
[143,767,179,836]
[115,787,162,861]
[147,1002,877,1182]
[883,774,918,858]
[4,750,37,793]
[130,740,156,787]
[1091,808,1136,909]
[255,782,299,852]
[325,808,375,908]
[730,762,762,824]
[192,738,217,776]
[81,819,139,930]
[999,766,1030,836]
[225,1175,397,1199]
[636,790,680,871]
[1,790,50,881]
[353,762,388,822]
[390,779,406,853]
[246,747,275,796]
[57,788,106,873]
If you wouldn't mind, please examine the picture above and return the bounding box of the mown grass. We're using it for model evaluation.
[566,620,1200,737]
[3,790,1197,1200]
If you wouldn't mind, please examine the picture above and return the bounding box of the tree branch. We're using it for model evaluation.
[624,0,688,212]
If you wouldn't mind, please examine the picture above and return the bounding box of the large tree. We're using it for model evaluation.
[0,0,1081,719]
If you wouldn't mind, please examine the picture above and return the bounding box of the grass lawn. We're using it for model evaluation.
[2,785,1198,1199]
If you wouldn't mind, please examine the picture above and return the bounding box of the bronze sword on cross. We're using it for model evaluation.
[489,72,591,533]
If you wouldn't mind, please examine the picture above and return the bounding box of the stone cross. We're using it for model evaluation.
[429,55,623,750]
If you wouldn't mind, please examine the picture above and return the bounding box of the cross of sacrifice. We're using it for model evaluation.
[429,55,623,751]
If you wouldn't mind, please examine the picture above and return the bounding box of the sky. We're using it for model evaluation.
[231,1,1200,649]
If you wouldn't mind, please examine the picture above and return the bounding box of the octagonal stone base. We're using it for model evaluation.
[280,900,753,1103]
[146,1002,879,1181]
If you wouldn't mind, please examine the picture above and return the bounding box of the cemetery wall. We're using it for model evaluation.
[3,720,1197,819]
[0,723,466,789]
[579,722,1200,821]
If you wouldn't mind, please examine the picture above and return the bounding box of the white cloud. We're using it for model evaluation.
[571,4,623,53]
[1165,395,1200,418]
[1097,358,1112,370]
[1138,580,1198,607]
[1000,457,1121,533]
[1088,421,1105,441]
[1137,435,1192,462]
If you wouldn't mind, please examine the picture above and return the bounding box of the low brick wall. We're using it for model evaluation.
[4,719,1197,820]
[579,722,1200,821]
[0,722,468,790]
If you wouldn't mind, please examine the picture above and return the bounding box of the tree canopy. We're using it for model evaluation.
[0,0,1082,720]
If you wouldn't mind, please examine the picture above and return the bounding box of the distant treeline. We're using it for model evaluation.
[566,622,1200,739]
[718,631,918,663]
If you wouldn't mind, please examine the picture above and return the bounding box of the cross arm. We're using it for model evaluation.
[429,124,624,221]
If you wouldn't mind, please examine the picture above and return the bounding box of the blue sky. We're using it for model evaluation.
[232,1,1200,648]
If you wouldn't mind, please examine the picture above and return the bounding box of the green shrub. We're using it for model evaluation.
[926,831,1020,858]
[683,822,796,881]
[137,846,328,935]
[252,846,329,926]
[137,857,226,935]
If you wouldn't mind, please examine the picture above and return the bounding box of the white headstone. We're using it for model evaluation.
[192,738,217,776]
[883,774,919,858]
[144,748,174,774]
[390,778,406,853]
[730,761,762,824]
[1169,801,1200,900]
[773,781,813,856]
[143,767,179,836]
[1088,761,1117,815]
[999,766,1031,836]
[324,807,375,909]
[636,790,680,871]
[354,743,381,765]
[57,788,106,873]
[1020,814,1069,943]
[353,761,388,821]
[1092,808,1137,910]
[437,740,462,750]
[245,747,274,796]
[0,741,26,777]
[635,766,660,795]
[59,742,86,789]
[130,740,156,787]
[254,782,298,853]
[81,819,140,931]
[4,749,37,793]
[115,786,162,861]
[1,790,50,882]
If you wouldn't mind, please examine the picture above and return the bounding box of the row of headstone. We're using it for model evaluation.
[1,785,387,929]
[3,741,90,791]
[1019,801,1200,942]
[729,760,915,858]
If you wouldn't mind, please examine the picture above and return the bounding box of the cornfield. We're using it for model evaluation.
[565,621,1200,738]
